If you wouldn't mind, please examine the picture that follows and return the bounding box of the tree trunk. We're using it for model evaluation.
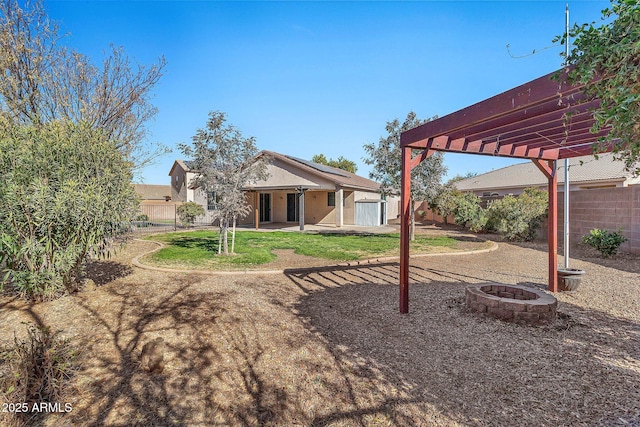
[218,226,222,255]
[231,216,236,254]
[222,218,229,255]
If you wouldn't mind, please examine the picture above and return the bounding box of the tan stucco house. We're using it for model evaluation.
[168,150,398,228]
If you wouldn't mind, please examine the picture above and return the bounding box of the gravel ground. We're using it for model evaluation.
[0,227,638,426]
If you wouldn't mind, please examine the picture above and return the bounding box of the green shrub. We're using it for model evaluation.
[136,213,149,222]
[468,210,488,233]
[176,202,205,227]
[581,228,628,257]
[0,324,77,425]
[453,192,483,227]
[0,121,139,301]
[484,188,548,241]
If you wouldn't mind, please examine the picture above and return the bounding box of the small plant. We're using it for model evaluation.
[0,324,77,425]
[136,213,149,222]
[176,202,205,227]
[581,228,628,257]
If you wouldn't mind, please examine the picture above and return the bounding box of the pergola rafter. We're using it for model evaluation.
[398,68,614,314]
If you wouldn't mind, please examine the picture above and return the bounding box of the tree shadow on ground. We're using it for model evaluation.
[158,235,219,252]
[64,273,292,426]
[83,260,134,286]
[287,262,640,426]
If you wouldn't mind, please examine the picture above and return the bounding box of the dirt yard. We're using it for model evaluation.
[0,226,638,426]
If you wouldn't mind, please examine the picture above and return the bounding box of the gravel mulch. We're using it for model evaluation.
[0,227,638,426]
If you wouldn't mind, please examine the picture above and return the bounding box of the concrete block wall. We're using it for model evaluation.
[557,185,639,254]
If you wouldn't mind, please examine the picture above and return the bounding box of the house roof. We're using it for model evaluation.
[169,151,382,192]
[454,153,635,192]
[168,159,195,176]
[258,150,381,192]
[133,184,172,200]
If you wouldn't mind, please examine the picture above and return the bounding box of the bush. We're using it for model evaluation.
[176,202,205,227]
[136,214,149,222]
[0,324,77,426]
[581,228,628,257]
[452,192,483,227]
[484,188,548,241]
[0,121,139,301]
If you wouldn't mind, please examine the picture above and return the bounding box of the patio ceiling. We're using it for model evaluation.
[400,68,612,161]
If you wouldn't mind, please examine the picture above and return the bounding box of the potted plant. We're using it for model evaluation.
[557,268,585,291]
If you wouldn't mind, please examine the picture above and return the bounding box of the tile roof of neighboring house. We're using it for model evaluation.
[259,150,381,192]
[455,153,636,192]
[133,184,172,200]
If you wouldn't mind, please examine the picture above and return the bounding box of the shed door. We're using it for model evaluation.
[355,202,380,226]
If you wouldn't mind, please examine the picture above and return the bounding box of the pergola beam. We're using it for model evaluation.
[397,67,614,314]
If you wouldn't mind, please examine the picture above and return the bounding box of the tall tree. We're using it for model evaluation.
[363,111,447,239]
[179,111,270,255]
[0,0,167,168]
[558,0,640,173]
[311,154,358,173]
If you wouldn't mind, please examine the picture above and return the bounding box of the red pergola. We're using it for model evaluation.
[398,68,614,314]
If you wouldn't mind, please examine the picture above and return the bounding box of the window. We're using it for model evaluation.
[328,192,335,207]
[207,191,217,211]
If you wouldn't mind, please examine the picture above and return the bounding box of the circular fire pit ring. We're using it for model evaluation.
[465,284,557,326]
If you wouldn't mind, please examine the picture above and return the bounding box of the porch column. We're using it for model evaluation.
[399,146,412,314]
[254,191,259,230]
[532,159,558,292]
[298,188,305,231]
[335,188,344,227]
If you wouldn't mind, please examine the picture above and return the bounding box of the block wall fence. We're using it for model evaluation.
[414,185,640,255]
[556,185,640,254]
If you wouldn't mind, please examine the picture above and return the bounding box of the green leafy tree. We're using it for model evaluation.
[558,0,640,173]
[179,111,270,255]
[0,120,139,301]
[311,154,358,173]
[0,0,167,168]
[176,202,205,227]
[364,112,447,239]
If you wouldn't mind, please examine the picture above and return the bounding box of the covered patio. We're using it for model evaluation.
[399,68,615,313]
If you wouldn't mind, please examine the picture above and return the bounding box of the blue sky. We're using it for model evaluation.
[46,0,609,185]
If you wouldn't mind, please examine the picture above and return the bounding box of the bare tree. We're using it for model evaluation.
[179,111,270,255]
[0,0,167,168]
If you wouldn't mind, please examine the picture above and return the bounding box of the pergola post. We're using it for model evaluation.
[399,146,412,314]
[548,162,559,292]
[533,159,559,292]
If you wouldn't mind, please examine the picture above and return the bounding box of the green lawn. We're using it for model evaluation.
[143,230,459,270]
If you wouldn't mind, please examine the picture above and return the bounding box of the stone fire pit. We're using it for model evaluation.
[465,284,557,326]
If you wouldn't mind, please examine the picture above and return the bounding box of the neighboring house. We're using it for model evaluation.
[133,184,182,221]
[168,150,399,228]
[454,153,640,197]
[133,184,173,204]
